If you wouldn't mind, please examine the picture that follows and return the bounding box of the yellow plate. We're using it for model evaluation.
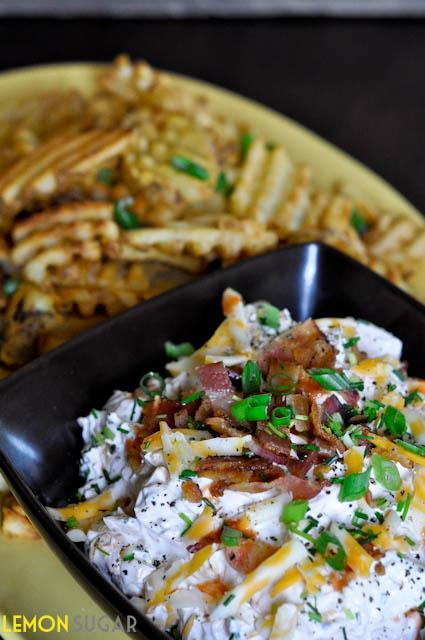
[0,63,422,640]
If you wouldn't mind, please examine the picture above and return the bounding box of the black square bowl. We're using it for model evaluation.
[0,242,424,638]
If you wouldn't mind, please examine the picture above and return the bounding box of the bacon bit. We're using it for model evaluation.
[181,480,202,503]
[195,396,213,422]
[286,450,321,479]
[329,567,354,591]
[187,528,222,553]
[267,359,302,393]
[405,610,422,633]
[364,489,374,508]
[228,474,321,499]
[196,362,235,413]
[286,393,310,431]
[197,577,229,601]
[196,455,283,484]
[311,399,345,453]
[259,319,336,373]
[375,561,385,576]
[254,426,291,464]
[225,539,276,574]
[297,369,324,395]
[205,417,246,437]
[209,480,229,497]
[143,397,180,432]
[340,390,359,407]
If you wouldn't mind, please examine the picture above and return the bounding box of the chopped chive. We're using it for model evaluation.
[97,167,117,185]
[91,483,101,495]
[114,196,140,229]
[375,511,384,524]
[256,302,280,330]
[405,390,423,406]
[363,399,384,422]
[117,426,129,434]
[401,493,412,521]
[66,516,79,530]
[306,601,322,623]
[343,336,360,349]
[122,552,135,561]
[324,454,338,465]
[215,171,233,196]
[165,340,195,359]
[179,469,197,479]
[240,133,254,160]
[392,368,405,381]
[3,277,20,297]
[181,390,204,405]
[178,512,193,535]
[304,444,319,451]
[95,544,110,556]
[344,608,355,620]
[130,400,137,421]
[350,209,368,236]
[140,371,165,398]
[418,600,425,611]
[315,531,347,571]
[90,408,98,418]
[223,593,236,607]
[102,426,115,440]
[171,155,209,181]
[325,412,344,437]
[354,510,368,520]
[202,497,216,512]
[405,536,416,547]
[387,383,397,392]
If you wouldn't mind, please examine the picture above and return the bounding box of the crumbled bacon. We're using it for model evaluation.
[187,528,222,553]
[311,398,345,453]
[181,480,202,503]
[258,319,336,373]
[196,455,283,484]
[174,408,189,427]
[205,417,247,437]
[286,449,321,478]
[196,362,235,413]
[197,578,229,601]
[227,474,321,499]
[254,426,291,464]
[143,396,181,432]
[225,539,276,574]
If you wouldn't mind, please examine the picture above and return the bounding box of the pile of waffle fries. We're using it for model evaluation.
[0,54,423,537]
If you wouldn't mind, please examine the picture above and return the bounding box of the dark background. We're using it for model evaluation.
[0,18,423,212]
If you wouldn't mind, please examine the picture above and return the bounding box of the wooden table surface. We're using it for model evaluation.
[0,17,423,212]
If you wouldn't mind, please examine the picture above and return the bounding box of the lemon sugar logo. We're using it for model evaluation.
[1,614,137,633]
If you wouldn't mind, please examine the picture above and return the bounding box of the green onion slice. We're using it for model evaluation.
[383,406,406,436]
[171,155,209,181]
[315,531,347,571]
[281,499,309,524]
[343,336,360,349]
[242,360,262,395]
[339,468,371,502]
[165,340,195,359]
[181,390,204,405]
[3,277,20,297]
[350,209,368,236]
[215,171,232,196]
[230,393,271,422]
[122,552,135,561]
[256,302,280,330]
[221,525,243,547]
[66,516,79,530]
[371,454,401,491]
[240,133,254,160]
[140,371,165,398]
[395,439,425,457]
[271,406,294,428]
[179,469,197,479]
[178,512,193,535]
[307,368,364,392]
[405,390,423,406]
[363,399,385,422]
[114,196,140,229]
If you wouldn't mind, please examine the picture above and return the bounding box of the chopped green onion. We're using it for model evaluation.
[102,426,115,440]
[281,499,309,524]
[324,454,339,465]
[122,552,135,561]
[171,155,209,181]
[306,601,322,623]
[202,497,216,512]
[363,399,385,422]
[181,390,204,405]
[371,454,401,491]
[240,133,254,160]
[256,302,281,330]
[405,390,423,406]
[247,393,271,406]
[3,277,20,296]
[339,468,371,502]
[392,368,405,381]
[387,383,397,392]
[344,608,355,621]
[90,408,98,418]
[215,171,232,196]
[242,360,262,395]
[418,600,425,611]
[230,393,271,422]
[165,341,195,359]
[271,406,294,428]
[246,405,268,421]
[354,510,368,520]
[304,444,319,451]
[315,531,347,571]
[401,493,412,521]
[303,516,319,533]
[96,167,117,185]
[179,469,197,479]
[95,544,110,556]
[395,438,425,457]
[343,336,360,349]
[350,209,368,235]
[140,371,165,398]
[178,512,193,535]
[325,412,344,437]
[405,536,416,547]
[223,593,236,607]
[375,497,388,508]
[375,511,384,524]
[221,525,243,547]
[66,516,79,530]
[267,422,289,439]
[117,426,129,434]
[114,196,140,229]
[307,368,364,392]
[383,406,406,436]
